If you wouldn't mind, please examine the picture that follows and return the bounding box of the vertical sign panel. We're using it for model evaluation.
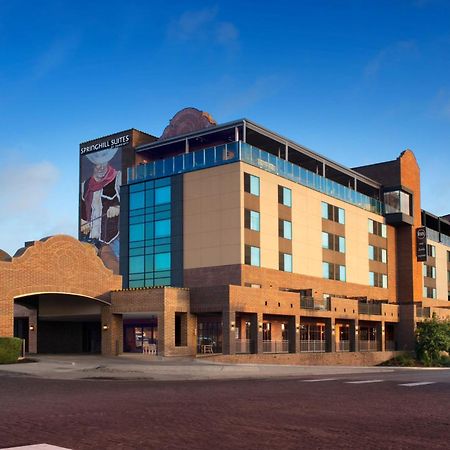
[416,226,427,262]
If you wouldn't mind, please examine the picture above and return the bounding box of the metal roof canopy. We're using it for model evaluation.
[136,118,381,190]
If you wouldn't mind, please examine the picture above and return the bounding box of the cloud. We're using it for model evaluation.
[430,88,450,121]
[364,40,418,78]
[0,161,59,213]
[167,7,239,48]
[33,34,80,79]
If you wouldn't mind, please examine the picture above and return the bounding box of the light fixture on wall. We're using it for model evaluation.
[29,325,35,331]
[296,325,300,333]
[102,324,109,331]
[230,321,235,330]
[258,322,263,330]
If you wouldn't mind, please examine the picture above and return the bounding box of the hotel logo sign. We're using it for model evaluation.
[416,226,427,262]
[80,134,130,155]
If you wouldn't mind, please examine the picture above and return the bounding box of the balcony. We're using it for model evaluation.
[235,339,253,354]
[358,303,382,315]
[263,340,289,353]
[128,141,384,215]
[301,296,331,311]
[337,340,350,352]
[300,340,326,353]
[359,340,379,352]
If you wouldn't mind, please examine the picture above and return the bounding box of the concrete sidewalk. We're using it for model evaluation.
[0,354,397,381]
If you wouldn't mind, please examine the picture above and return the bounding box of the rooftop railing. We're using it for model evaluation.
[128,141,385,215]
[426,227,450,247]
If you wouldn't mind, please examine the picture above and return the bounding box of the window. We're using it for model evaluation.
[448,251,450,263]
[129,223,145,242]
[279,220,292,240]
[323,262,346,281]
[368,219,387,238]
[368,245,387,263]
[245,245,260,266]
[369,271,388,288]
[244,173,260,196]
[155,186,171,205]
[278,186,292,207]
[279,253,292,272]
[244,209,260,231]
[322,232,345,253]
[155,252,171,271]
[155,219,171,238]
[322,202,345,224]
[384,190,411,215]
[130,191,145,210]
[423,286,436,299]
[423,264,436,279]
[427,244,436,258]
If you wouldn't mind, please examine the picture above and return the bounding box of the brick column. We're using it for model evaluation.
[0,297,14,337]
[250,312,264,354]
[288,315,298,353]
[222,310,236,355]
[325,317,336,353]
[101,307,123,356]
[28,308,37,354]
[379,321,385,352]
[350,319,359,352]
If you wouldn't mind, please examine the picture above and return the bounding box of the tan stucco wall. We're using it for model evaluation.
[434,240,449,301]
[183,164,242,269]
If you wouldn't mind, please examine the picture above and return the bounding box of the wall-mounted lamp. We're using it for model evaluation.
[102,324,109,331]
[296,325,300,333]
[29,325,35,331]
[382,327,385,334]
[230,321,235,330]
[258,322,263,330]
[331,325,335,335]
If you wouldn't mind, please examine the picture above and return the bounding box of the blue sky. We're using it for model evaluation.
[0,0,449,254]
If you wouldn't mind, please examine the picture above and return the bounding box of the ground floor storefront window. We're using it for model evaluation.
[123,317,158,353]
[197,314,222,353]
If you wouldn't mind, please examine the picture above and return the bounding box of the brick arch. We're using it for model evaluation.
[0,235,122,337]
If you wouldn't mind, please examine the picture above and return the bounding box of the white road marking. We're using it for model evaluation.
[345,379,384,384]
[398,382,436,387]
[3,445,71,450]
[301,378,339,382]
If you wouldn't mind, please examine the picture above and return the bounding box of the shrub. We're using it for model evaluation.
[416,316,450,366]
[0,337,23,364]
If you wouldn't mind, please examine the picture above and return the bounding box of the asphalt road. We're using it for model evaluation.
[0,370,449,450]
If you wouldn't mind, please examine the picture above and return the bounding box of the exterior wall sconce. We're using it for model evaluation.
[230,321,235,330]
[258,322,263,330]
[331,325,335,335]
[382,327,385,334]
[29,325,35,331]
[102,324,109,331]
[296,325,300,333]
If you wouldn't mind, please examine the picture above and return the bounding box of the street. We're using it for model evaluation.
[0,368,449,449]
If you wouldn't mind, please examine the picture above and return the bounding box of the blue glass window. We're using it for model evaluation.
[323,262,330,279]
[250,211,260,231]
[281,253,292,272]
[338,208,345,224]
[244,173,260,196]
[130,191,145,210]
[279,186,292,207]
[129,256,145,274]
[283,220,292,240]
[155,252,171,271]
[339,265,346,281]
[129,224,144,242]
[251,246,260,266]
[155,219,171,238]
[155,186,171,205]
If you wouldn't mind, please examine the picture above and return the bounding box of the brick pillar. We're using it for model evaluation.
[325,317,335,353]
[379,322,385,352]
[101,307,122,356]
[222,310,236,355]
[0,297,14,337]
[350,319,359,352]
[159,312,167,356]
[250,312,263,354]
[28,308,37,354]
[288,315,298,353]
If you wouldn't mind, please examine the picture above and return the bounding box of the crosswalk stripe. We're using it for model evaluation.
[345,380,383,384]
[398,382,436,387]
[301,378,338,382]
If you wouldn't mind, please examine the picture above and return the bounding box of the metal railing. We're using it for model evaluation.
[337,340,350,352]
[235,339,253,354]
[426,227,450,247]
[300,340,326,353]
[263,340,289,353]
[127,141,385,215]
[359,340,379,352]
[300,296,331,311]
[416,306,431,318]
[358,303,382,315]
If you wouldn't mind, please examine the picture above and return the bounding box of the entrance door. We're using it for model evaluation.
[123,318,158,353]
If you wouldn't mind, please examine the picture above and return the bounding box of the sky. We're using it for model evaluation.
[0,0,449,255]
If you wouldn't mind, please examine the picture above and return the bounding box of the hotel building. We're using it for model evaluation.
[2,108,449,361]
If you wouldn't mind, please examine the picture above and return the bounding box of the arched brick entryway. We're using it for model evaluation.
[0,235,122,351]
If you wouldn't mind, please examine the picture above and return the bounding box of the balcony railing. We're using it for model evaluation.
[359,340,379,352]
[235,339,253,354]
[263,340,289,353]
[386,340,396,351]
[416,306,431,318]
[127,141,384,215]
[426,227,450,247]
[337,340,350,352]
[300,340,326,353]
[300,296,331,311]
[358,303,382,315]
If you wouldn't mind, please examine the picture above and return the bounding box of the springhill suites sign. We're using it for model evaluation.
[80,134,130,155]
[416,226,427,262]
